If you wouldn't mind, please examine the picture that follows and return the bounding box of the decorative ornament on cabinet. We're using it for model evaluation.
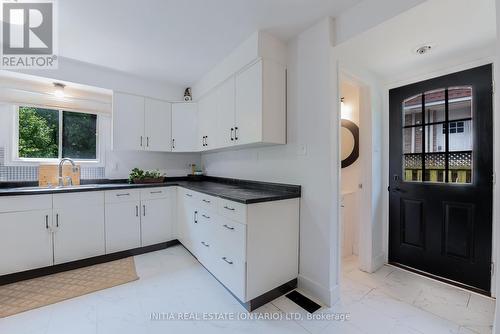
[183,87,192,101]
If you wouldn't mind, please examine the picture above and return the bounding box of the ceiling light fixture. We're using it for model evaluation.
[53,82,66,98]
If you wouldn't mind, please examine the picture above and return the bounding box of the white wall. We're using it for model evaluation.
[2,58,200,179]
[201,18,338,305]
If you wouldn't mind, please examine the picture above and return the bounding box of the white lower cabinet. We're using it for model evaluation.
[105,187,174,253]
[176,188,299,303]
[53,192,106,264]
[140,187,175,246]
[105,198,142,253]
[0,208,53,275]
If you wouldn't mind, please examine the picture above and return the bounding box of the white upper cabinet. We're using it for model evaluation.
[235,60,262,145]
[113,92,145,151]
[216,76,236,148]
[113,93,172,152]
[145,98,172,152]
[172,103,198,152]
[194,31,287,151]
[198,92,218,151]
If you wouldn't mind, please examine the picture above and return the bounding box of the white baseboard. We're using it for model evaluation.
[297,274,332,306]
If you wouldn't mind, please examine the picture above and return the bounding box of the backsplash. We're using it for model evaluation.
[0,147,105,182]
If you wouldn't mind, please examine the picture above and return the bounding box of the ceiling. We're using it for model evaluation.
[58,0,362,86]
[335,0,497,84]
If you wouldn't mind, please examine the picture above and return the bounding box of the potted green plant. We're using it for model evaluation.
[128,168,165,184]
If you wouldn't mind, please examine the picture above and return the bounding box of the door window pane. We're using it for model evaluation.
[424,153,446,182]
[403,94,422,126]
[425,124,446,153]
[424,89,446,123]
[18,107,59,159]
[404,154,422,182]
[449,120,472,152]
[62,111,97,159]
[449,86,472,120]
[403,127,422,154]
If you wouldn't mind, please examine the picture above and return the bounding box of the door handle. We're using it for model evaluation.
[234,127,239,140]
[147,137,150,147]
[140,136,143,147]
[194,211,198,223]
[143,205,146,216]
[136,205,139,217]
[205,136,208,147]
[172,138,175,149]
[45,215,49,229]
[231,128,234,141]
[56,213,59,228]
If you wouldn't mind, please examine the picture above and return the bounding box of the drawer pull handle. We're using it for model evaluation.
[45,215,49,229]
[56,213,59,228]
[194,211,198,223]
[150,191,162,194]
[222,257,233,265]
[136,205,139,217]
[223,224,234,230]
[201,241,210,247]
[143,205,146,217]
[202,214,210,219]
[116,193,130,197]
[224,206,235,211]
[185,193,193,197]
[202,199,211,203]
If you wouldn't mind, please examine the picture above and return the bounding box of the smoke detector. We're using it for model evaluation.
[415,45,432,55]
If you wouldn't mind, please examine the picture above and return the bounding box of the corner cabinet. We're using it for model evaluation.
[172,103,198,152]
[112,92,172,152]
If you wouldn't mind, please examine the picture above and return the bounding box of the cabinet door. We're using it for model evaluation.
[141,196,174,247]
[235,60,263,145]
[113,92,145,151]
[216,76,236,148]
[177,193,198,255]
[145,98,172,152]
[53,192,105,264]
[0,210,53,275]
[105,201,141,253]
[172,103,198,152]
[198,92,218,150]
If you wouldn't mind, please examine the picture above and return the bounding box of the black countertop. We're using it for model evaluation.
[0,176,301,204]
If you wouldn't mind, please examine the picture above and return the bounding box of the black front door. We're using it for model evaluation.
[388,64,493,294]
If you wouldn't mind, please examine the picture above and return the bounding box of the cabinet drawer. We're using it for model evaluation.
[179,188,198,201]
[212,254,246,302]
[0,195,52,213]
[53,191,103,208]
[140,187,172,200]
[105,189,141,203]
[218,199,247,223]
[214,216,246,262]
[197,193,219,211]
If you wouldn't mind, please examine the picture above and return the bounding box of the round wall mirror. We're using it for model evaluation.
[341,119,359,168]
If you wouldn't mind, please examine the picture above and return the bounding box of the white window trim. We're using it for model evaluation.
[6,104,106,167]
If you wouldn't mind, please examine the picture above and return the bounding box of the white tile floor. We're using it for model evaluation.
[0,246,495,334]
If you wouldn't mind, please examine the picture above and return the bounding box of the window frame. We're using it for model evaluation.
[9,104,104,166]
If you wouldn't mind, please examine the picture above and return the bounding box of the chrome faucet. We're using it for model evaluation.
[58,158,78,187]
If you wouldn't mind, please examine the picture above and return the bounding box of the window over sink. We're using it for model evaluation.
[15,106,99,162]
